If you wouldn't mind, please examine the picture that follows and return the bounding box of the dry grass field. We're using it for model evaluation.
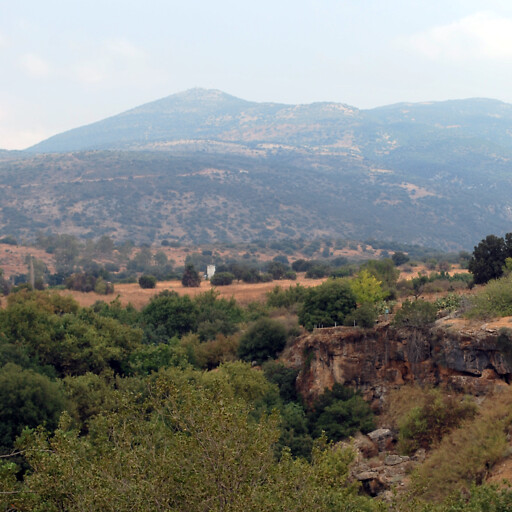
[57,275,327,310]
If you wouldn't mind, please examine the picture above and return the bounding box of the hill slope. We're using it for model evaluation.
[1,90,511,249]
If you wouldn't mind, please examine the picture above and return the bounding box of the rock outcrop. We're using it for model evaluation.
[283,321,512,406]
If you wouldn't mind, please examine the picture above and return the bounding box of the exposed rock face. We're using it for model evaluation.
[283,322,511,405]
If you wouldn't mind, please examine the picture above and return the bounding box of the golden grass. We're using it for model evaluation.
[57,275,326,310]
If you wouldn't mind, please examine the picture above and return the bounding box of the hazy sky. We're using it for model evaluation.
[2,0,512,149]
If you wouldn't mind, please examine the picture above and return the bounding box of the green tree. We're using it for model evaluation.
[350,269,385,304]
[361,259,400,299]
[308,383,375,442]
[469,234,511,284]
[392,251,410,266]
[392,299,437,329]
[141,290,198,342]
[182,263,201,287]
[0,363,66,453]
[138,274,157,288]
[210,272,235,286]
[298,279,356,331]
[238,317,287,364]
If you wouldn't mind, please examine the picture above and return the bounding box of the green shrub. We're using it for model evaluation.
[266,284,308,309]
[466,275,512,318]
[210,272,234,286]
[343,302,378,328]
[237,317,287,364]
[309,383,375,442]
[398,389,476,454]
[298,279,357,331]
[393,299,437,329]
[138,275,157,289]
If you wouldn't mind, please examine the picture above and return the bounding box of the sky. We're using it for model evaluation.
[2,0,512,149]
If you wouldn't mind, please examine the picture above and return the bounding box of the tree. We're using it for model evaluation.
[0,363,66,453]
[138,275,157,289]
[181,263,201,287]
[210,272,234,286]
[308,383,375,442]
[298,279,357,331]
[469,234,512,284]
[392,299,437,329]
[361,259,400,299]
[141,291,198,342]
[238,318,287,364]
[392,251,410,266]
[350,269,385,304]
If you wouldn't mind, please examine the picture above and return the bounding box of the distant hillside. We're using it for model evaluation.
[0,89,511,249]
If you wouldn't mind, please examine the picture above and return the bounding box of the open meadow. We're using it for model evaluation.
[57,274,326,309]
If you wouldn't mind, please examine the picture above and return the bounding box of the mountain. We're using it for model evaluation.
[1,90,512,250]
[28,88,362,153]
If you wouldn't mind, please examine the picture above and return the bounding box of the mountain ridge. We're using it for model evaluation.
[1,89,511,249]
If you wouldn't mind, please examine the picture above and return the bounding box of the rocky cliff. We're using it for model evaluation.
[283,321,512,408]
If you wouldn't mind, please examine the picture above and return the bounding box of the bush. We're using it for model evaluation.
[0,363,67,452]
[210,272,234,286]
[343,303,378,328]
[139,275,157,289]
[397,388,476,454]
[298,279,357,331]
[309,383,375,442]
[266,284,308,309]
[466,275,512,318]
[237,317,287,364]
[392,299,437,329]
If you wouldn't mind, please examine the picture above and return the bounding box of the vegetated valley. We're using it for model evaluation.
[3,90,512,510]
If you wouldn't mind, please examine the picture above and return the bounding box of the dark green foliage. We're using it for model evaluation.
[393,299,437,329]
[0,363,66,452]
[343,302,378,328]
[392,251,410,266]
[469,233,512,284]
[262,361,300,403]
[305,263,331,279]
[90,299,140,326]
[298,279,357,331]
[65,272,114,294]
[194,290,244,341]
[141,291,198,342]
[210,272,234,286]
[266,284,308,309]
[0,291,141,377]
[265,261,289,280]
[291,259,313,272]
[237,318,287,364]
[138,274,157,289]
[181,263,201,287]
[309,384,375,442]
